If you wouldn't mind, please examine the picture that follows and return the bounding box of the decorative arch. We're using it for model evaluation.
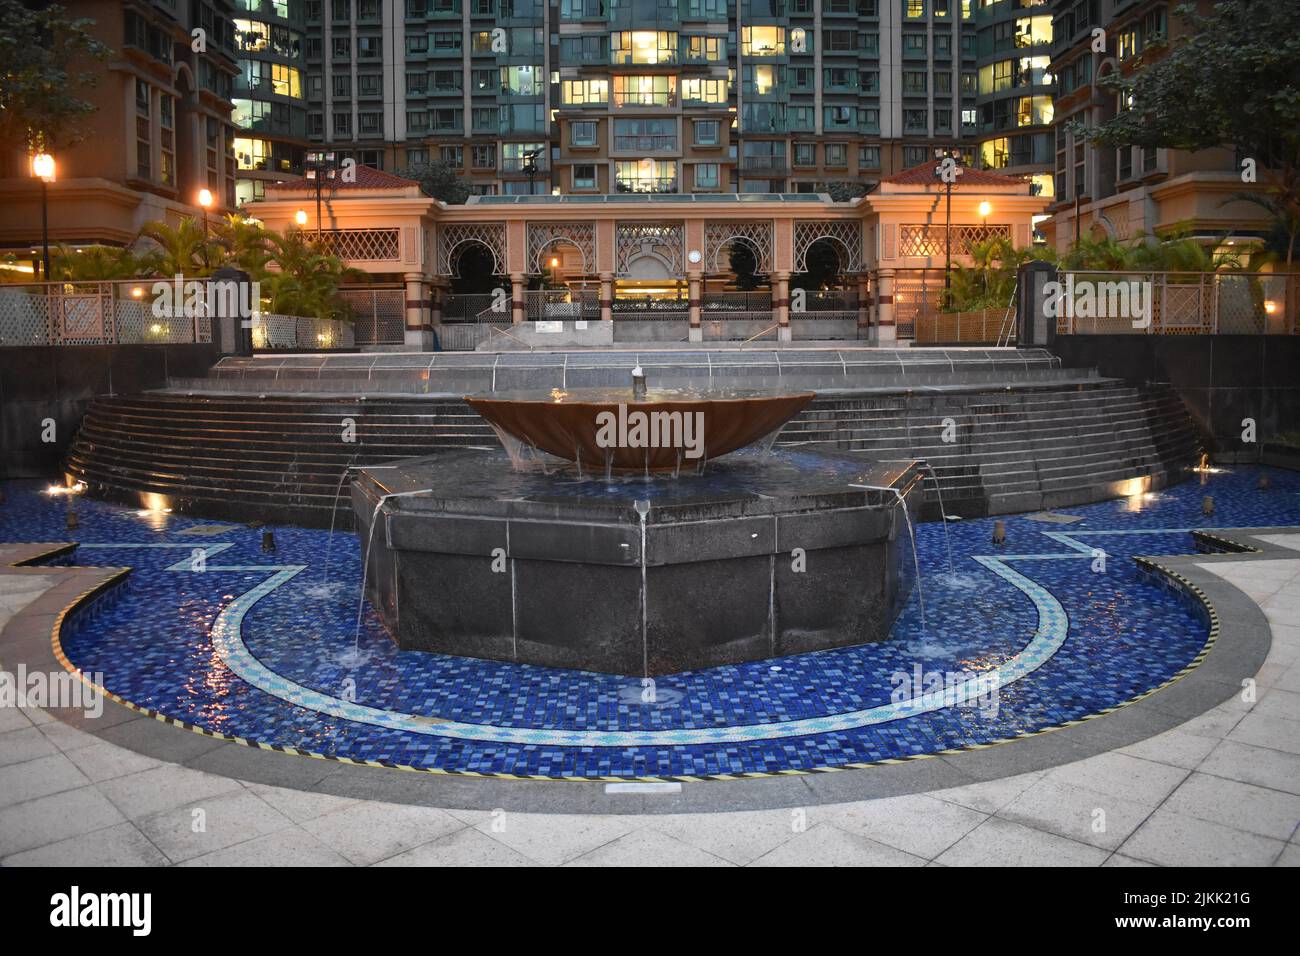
[794,220,863,273]
[705,221,773,274]
[616,222,684,276]
[527,222,594,274]
[437,222,506,276]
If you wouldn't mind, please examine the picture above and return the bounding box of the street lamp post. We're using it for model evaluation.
[198,188,214,269]
[31,153,56,281]
[305,151,337,240]
[522,149,541,195]
[933,147,962,304]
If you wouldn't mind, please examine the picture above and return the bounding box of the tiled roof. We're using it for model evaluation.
[271,165,421,191]
[883,159,1027,187]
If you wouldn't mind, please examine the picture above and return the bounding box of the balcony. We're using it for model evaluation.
[613,92,677,108]
[614,177,678,193]
[613,135,678,152]
[741,156,789,174]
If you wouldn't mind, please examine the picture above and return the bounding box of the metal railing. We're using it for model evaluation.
[915,308,1014,344]
[1053,271,1299,335]
[442,293,510,323]
[337,285,405,344]
[439,322,510,350]
[0,280,212,346]
[525,289,600,321]
[611,299,689,321]
[252,314,356,349]
[701,291,771,322]
[613,135,677,152]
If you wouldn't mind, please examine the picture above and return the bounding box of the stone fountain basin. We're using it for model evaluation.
[465,387,815,472]
[352,448,922,675]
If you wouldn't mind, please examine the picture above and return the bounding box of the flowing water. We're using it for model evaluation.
[920,461,956,577]
[850,482,927,634]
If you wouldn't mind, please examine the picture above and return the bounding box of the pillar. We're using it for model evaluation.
[599,272,613,324]
[510,272,525,326]
[857,273,872,341]
[774,270,791,342]
[687,272,702,343]
[403,272,433,350]
[876,268,897,347]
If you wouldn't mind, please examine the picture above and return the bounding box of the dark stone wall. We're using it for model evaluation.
[1052,335,1300,457]
[0,344,220,479]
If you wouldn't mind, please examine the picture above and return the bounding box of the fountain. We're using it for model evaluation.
[351,373,924,675]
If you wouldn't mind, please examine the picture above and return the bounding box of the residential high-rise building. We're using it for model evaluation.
[1043,0,1269,248]
[971,0,1054,201]
[232,0,311,205]
[301,0,1053,196]
[0,0,241,255]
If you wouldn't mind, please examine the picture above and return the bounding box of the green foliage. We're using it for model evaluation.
[213,214,274,278]
[260,226,362,320]
[727,242,765,291]
[823,182,868,202]
[136,218,220,279]
[1073,1,1300,261]
[51,245,144,281]
[792,240,845,291]
[52,216,358,319]
[946,232,1260,311]
[945,237,1047,311]
[0,0,110,150]
[399,162,472,205]
[1220,192,1300,267]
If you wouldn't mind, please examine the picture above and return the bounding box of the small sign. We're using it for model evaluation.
[575,320,588,330]
[535,321,563,333]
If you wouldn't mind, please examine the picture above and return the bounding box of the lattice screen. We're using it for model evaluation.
[437,222,507,276]
[897,224,1011,258]
[794,220,863,273]
[527,222,595,274]
[616,223,684,275]
[320,229,401,261]
[704,221,774,273]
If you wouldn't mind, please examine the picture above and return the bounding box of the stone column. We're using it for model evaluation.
[599,272,614,324]
[687,272,703,343]
[876,268,897,347]
[857,273,872,341]
[510,272,525,326]
[429,279,446,330]
[403,272,432,350]
[774,270,792,342]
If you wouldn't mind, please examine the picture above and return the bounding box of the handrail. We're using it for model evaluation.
[483,324,535,351]
[738,324,780,349]
[995,280,1018,348]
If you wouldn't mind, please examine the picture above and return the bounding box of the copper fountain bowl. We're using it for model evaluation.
[466,387,816,472]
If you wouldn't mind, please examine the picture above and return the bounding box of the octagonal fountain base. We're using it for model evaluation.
[352,448,923,676]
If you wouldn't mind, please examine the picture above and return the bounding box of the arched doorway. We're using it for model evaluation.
[449,242,503,296]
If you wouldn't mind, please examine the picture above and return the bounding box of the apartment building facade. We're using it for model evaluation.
[301,0,1060,197]
[232,0,311,204]
[1044,0,1269,248]
[0,0,242,255]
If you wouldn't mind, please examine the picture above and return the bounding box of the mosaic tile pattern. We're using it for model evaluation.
[5,465,1298,778]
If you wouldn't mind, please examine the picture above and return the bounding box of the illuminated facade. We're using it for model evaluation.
[304,0,1043,195]
[232,0,310,205]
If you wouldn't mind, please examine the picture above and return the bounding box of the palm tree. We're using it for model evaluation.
[50,244,143,281]
[1220,192,1300,267]
[945,236,1050,311]
[261,226,360,319]
[136,217,219,278]
[212,214,273,279]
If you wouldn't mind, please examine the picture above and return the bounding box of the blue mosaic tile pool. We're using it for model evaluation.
[5,465,1298,778]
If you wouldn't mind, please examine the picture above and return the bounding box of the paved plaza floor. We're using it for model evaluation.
[2,539,1297,866]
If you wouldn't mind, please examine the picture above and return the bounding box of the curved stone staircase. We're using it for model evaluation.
[64,377,1202,527]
